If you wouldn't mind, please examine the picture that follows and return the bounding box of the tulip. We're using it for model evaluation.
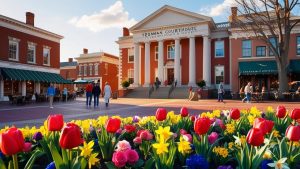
[140,130,153,140]
[214,119,226,130]
[23,142,32,152]
[47,114,64,131]
[106,118,121,133]
[194,117,211,135]
[180,129,188,135]
[285,125,300,141]
[246,128,264,146]
[133,137,142,144]
[32,132,43,141]
[116,140,131,152]
[290,108,300,120]
[0,127,25,156]
[253,118,274,135]
[190,115,196,122]
[276,106,287,118]
[59,123,83,149]
[229,108,240,120]
[180,107,189,117]
[208,132,219,144]
[183,134,193,143]
[125,149,139,165]
[124,125,136,133]
[112,151,127,168]
[156,108,167,121]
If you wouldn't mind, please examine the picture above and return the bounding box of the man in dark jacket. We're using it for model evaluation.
[92,83,101,107]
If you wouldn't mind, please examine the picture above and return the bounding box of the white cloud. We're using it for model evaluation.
[69,1,137,32]
[199,0,236,17]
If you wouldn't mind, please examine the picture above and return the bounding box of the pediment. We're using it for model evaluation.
[130,5,212,31]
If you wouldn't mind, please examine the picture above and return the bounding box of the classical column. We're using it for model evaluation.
[134,43,140,86]
[158,40,164,82]
[21,81,26,96]
[35,82,40,94]
[0,80,4,101]
[174,38,181,86]
[203,35,211,87]
[144,42,150,87]
[188,36,196,87]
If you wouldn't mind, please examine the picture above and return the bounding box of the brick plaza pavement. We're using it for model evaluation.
[0,98,299,128]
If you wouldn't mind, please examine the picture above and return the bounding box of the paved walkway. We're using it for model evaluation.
[0,98,299,128]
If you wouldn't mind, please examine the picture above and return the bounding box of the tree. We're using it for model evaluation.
[231,0,300,95]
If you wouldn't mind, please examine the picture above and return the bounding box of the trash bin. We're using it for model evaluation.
[112,92,118,99]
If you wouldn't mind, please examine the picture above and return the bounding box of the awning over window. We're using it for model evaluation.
[239,61,278,76]
[289,60,300,73]
[74,79,96,84]
[1,68,72,84]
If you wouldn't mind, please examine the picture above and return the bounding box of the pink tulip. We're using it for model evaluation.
[208,132,219,144]
[183,134,193,143]
[23,142,32,152]
[133,137,142,144]
[125,149,139,165]
[180,129,188,135]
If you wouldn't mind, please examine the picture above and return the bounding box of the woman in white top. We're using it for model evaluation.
[103,82,112,107]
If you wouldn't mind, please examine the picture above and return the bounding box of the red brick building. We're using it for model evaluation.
[60,58,78,91]
[117,5,300,96]
[75,49,119,93]
[0,12,65,101]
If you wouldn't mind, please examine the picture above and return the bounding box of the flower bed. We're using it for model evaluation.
[0,106,300,169]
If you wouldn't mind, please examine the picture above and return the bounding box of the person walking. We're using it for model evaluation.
[47,83,55,108]
[63,88,68,102]
[218,82,225,102]
[103,82,112,108]
[92,83,101,107]
[86,82,93,107]
[243,82,251,103]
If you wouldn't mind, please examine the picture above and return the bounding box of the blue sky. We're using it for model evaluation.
[0,0,234,61]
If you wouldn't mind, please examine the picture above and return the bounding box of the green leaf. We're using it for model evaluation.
[0,158,7,169]
[61,149,68,164]
[71,156,81,169]
[49,142,64,168]
[24,149,44,169]
[132,159,144,168]
[80,157,88,169]
[105,162,118,169]
[279,138,288,158]
[144,157,155,169]
[8,160,13,169]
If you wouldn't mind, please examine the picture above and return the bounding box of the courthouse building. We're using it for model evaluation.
[117,5,300,94]
[0,12,67,101]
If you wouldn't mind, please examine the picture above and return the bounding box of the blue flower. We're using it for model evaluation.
[260,159,273,169]
[46,161,56,169]
[0,151,4,159]
[190,144,195,151]
[32,132,43,141]
[186,154,209,169]
[217,165,233,169]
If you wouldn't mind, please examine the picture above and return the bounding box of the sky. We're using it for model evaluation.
[0,0,237,62]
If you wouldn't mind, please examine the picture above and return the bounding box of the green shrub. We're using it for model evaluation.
[121,80,130,88]
[197,80,206,88]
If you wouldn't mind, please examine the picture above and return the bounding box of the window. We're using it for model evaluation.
[297,36,300,55]
[256,46,266,57]
[155,46,158,60]
[215,40,224,57]
[43,48,50,65]
[78,65,82,75]
[242,40,251,57]
[94,64,99,75]
[167,45,175,59]
[89,64,93,76]
[84,65,87,76]
[27,43,36,63]
[9,40,19,61]
[105,63,108,75]
[128,69,134,84]
[128,48,134,63]
[215,65,224,84]
[269,37,278,56]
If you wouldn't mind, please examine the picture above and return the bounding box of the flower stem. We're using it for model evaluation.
[12,154,18,169]
[288,141,293,160]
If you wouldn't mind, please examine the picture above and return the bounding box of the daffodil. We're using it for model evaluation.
[267,158,290,169]
[155,126,173,141]
[88,153,100,169]
[80,141,94,158]
[263,150,272,159]
[225,123,235,135]
[212,146,229,158]
[178,137,191,154]
[152,141,169,155]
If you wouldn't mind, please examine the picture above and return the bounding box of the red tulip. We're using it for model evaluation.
[246,128,264,146]
[156,108,167,121]
[276,106,287,118]
[23,142,32,152]
[190,115,196,122]
[285,125,300,141]
[290,108,300,120]
[0,127,25,155]
[59,123,83,149]
[194,117,211,135]
[253,118,274,135]
[230,108,240,120]
[106,118,121,133]
[47,114,64,131]
[180,107,189,117]
[124,125,136,133]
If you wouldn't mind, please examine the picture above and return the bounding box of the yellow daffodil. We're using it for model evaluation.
[266,106,274,113]
[247,115,255,125]
[228,142,234,150]
[263,150,272,159]
[88,153,100,169]
[212,110,221,118]
[213,146,229,158]
[80,141,94,158]
[273,130,281,138]
[178,137,191,154]
[225,123,235,135]
[152,141,169,155]
[155,126,173,141]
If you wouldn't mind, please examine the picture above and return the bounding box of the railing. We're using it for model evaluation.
[148,85,154,98]
[168,82,175,98]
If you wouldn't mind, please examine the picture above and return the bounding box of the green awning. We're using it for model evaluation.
[1,68,72,84]
[239,61,278,76]
[289,60,300,73]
